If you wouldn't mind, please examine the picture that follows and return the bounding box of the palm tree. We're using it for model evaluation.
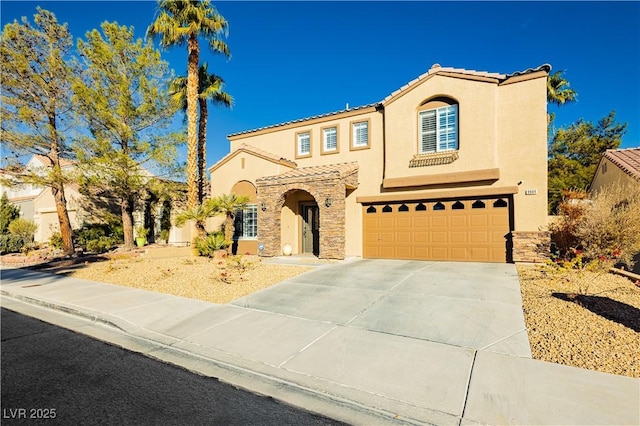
[547,70,577,106]
[175,203,215,237]
[171,64,232,204]
[547,70,578,131]
[147,0,230,209]
[206,194,249,252]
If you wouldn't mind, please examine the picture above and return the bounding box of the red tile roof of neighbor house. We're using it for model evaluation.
[604,148,640,181]
[227,64,550,138]
[256,162,359,183]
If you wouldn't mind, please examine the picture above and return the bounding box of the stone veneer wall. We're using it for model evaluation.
[256,171,357,260]
[512,231,550,263]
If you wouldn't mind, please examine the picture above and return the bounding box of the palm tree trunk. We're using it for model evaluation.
[186,34,200,209]
[198,98,208,205]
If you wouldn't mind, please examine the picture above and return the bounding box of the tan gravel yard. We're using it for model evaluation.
[517,264,639,378]
[5,247,639,378]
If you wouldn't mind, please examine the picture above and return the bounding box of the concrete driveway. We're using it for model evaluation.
[232,258,531,358]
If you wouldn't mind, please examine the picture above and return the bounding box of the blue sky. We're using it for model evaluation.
[2,1,639,169]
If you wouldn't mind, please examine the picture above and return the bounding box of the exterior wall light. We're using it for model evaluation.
[261,202,267,211]
[325,198,332,208]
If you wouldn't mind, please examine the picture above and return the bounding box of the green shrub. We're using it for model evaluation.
[193,231,230,257]
[8,218,37,243]
[76,223,123,247]
[85,236,117,253]
[0,234,24,254]
[0,192,20,234]
[49,232,64,250]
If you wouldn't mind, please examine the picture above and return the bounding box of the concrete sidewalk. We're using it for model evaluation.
[1,262,638,425]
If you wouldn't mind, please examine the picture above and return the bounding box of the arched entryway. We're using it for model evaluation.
[255,163,358,259]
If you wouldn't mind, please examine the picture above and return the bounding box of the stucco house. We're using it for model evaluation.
[1,154,184,246]
[209,63,551,263]
[589,147,640,195]
[0,155,83,243]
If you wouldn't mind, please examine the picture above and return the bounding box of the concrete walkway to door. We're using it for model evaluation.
[1,259,638,425]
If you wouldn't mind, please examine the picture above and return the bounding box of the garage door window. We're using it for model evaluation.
[416,203,427,211]
[493,199,508,207]
[452,201,465,210]
[433,202,445,211]
[472,200,486,209]
[382,205,392,213]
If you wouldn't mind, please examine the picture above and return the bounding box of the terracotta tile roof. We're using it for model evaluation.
[228,103,379,138]
[257,162,359,184]
[228,63,550,139]
[382,63,551,103]
[604,147,640,180]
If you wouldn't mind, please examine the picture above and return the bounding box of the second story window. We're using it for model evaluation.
[419,104,458,153]
[351,120,369,149]
[322,126,337,153]
[296,131,311,158]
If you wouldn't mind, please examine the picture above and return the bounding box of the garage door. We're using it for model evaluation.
[363,198,511,262]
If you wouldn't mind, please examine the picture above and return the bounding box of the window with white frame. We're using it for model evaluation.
[322,127,337,152]
[419,104,458,153]
[297,131,311,157]
[351,121,369,148]
[233,204,257,240]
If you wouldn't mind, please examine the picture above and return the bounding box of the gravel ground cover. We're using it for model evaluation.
[517,264,639,378]
[3,247,638,378]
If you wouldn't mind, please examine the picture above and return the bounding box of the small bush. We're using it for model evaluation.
[8,218,38,243]
[76,223,123,248]
[193,231,230,257]
[548,183,640,268]
[0,234,24,254]
[49,232,64,250]
[85,236,117,254]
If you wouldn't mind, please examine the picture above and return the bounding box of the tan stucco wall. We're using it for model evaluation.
[214,69,548,258]
[226,109,383,257]
[590,158,638,194]
[384,74,499,179]
[497,74,548,231]
[210,152,295,197]
[32,187,82,243]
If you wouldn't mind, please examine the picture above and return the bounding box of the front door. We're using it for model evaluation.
[302,204,320,255]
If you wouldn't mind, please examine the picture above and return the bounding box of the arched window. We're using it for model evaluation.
[472,200,486,209]
[418,97,458,153]
[382,205,393,213]
[433,202,445,211]
[416,203,427,211]
[366,206,377,213]
[493,199,508,208]
[399,204,409,212]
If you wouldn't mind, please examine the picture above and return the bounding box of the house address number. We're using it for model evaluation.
[525,189,538,195]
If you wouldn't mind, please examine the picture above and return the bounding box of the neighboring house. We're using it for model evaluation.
[589,147,640,195]
[1,154,183,246]
[209,63,551,263]
[0,155,83,243]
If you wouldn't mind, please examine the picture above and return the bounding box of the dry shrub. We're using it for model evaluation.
[549,183,640,268]
[576,182,640,267]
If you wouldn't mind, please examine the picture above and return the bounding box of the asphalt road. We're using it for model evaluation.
[1,308,345,425]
